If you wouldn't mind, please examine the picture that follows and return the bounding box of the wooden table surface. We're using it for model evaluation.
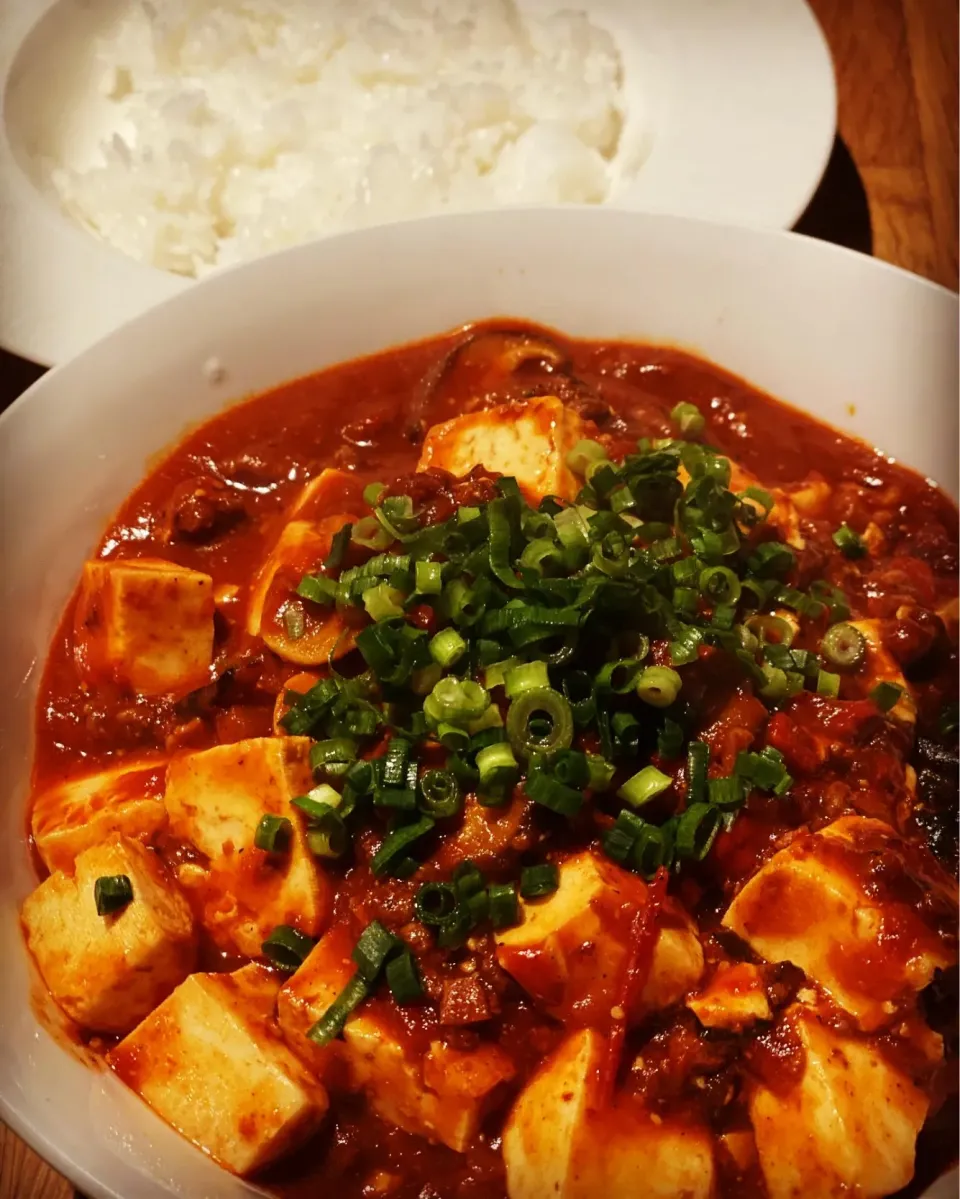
[1,0,957,1195]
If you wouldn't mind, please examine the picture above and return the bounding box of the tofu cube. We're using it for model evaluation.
[21,836,196,1034]
[722,816,955,1030]
[74,558,214,696]
[846,619,916,724]
[31,757,167,873]
[749,1005,928,1198]
[687,961,772,1030]
[247,479,363,664]
[164,737,331,957]
[108,965,328,1176]
[278,925,514,1151]
[503,1027,604,1199]
[417,396,584,503]
[495,851,703,1025]
[503,1028,714,1199]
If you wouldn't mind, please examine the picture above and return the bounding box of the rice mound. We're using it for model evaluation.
[48,0,638,277]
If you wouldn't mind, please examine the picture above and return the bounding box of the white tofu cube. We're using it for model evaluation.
[108,964,328,1176]
[164,737,331,957]
[417,396,584,503]
[31,757,167,873]
[278,925,514,1151]
[495,851,703,1025]
[749,1005,928,1198]
[74,558,214,696]
[687,961,772,1030]
[722,816,954,1030]
[247,470,363,665]
[503,1027,603,1199]
[503,1028,714,1199]
[21,836,196,1034]
[846,619,916,724]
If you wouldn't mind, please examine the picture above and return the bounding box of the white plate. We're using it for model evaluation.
[0,207,956,1199]
[0,0,837,366]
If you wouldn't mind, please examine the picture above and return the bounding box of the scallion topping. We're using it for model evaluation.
[519,863,560,899]
[820,622,866,670]
[832,523,867,559]
[870,681,904,713]
[254,814,293,853]
[618,765,672,808]
[262,925,316,972]
[94,874,133,916]
[636,666,682,708]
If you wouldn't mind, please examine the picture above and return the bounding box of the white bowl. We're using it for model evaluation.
[0,0,836,366]
[0,208,955,1199]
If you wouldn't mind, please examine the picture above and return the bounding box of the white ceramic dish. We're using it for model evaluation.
[0,208,956,1199]
[0,0,837,367]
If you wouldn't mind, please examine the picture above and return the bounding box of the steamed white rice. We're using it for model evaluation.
[47,0,641,277]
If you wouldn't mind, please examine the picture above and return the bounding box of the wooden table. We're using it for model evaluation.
[1,0,957,1195]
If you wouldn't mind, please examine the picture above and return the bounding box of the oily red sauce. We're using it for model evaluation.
[28,321,959,1197]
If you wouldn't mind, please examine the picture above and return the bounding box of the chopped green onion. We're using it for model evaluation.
[618,765,672,808]
[525,767,583,816]
[586,753,616,793]
[483,657,523,689]
[305,809,349,859]
[363,583,406,622]
[283,603,306,641]
[351,516,393,551]
[417,769,461,818]
[758,664,789,700]
[747,614,796,649]
[675,802,722,861]
[262,925,315,972]
[632,822,674,877]
[488,882,520,929]
[816,669,841,697]
[747,541,795,578]
[596,658,644,695]
[386,950,425,1004]
[658,717,685,759]
[520,863,560,899]
[296,574,338,605]
[602,808,646,863]
[429,627,467,668]
[820,622,866,670]
[686,740,709,805]
[870,681,903,713]
[254,814,293,853]
[551,748,590,789]
[699,565,741,606]
[363,481,386,507]
[370,815,435,877]
[566,438,608,476]
[292,784,343,819]
[415,560,443,595]
[352,920,402,982]
[424,677,490,728]
[415,882,460,927]
[670,401,705,436]
[310,738,358,778]
[832,523,867,559]
[504,660,550,698]
[707,776,744,810]
[476,741,520,790]
[94,874,133,916]
[324,523,354,570]
[306,973,369,1046]
[636,665,682,707]
[506,688,574,759]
